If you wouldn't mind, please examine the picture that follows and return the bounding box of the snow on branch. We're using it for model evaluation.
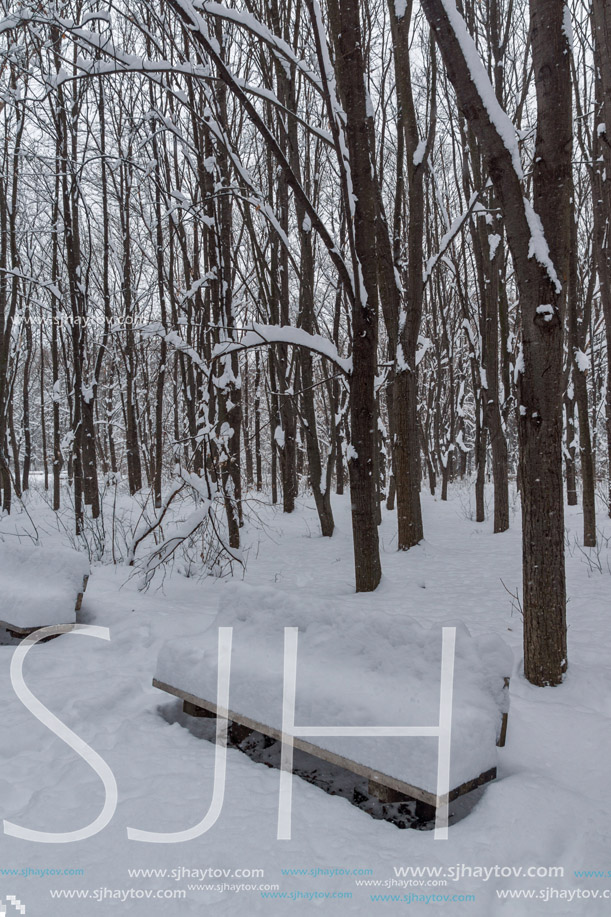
[192,1,325,95]
[212,323,353,374]
[423,190,480,285]
[435,0,563,294]
[438,0,523,179]
[153,0,353,303]
[0,12,23,35]
[137,322,210,375]
[128,482,186,566]
[136,321,352,377]
[523,199,562,294]
[128,468,243,579]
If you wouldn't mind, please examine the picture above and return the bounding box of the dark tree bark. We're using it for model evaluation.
[327,0,382,590]
[268,0,298,516]
[564,392,578,506]
[421,0,571,686]
[254,350,263,493]
[119,153,143,498]
[149,111,168,511]
[387,0,434,549]
[50,169,63,511]
[567,201,596,546]
[476,215,509,532]
[21,302,32,491]
[592,0,611,518]
[0,65,26,512]
[243,357,254,488]
[39,324,49,491]
[279,30,335,537]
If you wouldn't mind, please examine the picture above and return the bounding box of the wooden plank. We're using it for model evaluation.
[368,779,411,804]
[153,677,497,809]
[183,699,215,718]
[4,626,60,642]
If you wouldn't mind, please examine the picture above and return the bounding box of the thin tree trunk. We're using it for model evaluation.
[39,323,49,490]
[255,351,263,493]
[22,304,32,492]
[592,0,611,517]
[564,392,578,505]
[568,201,596,546]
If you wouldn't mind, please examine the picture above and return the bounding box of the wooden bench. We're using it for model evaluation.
[1,574,89,641]
[0,543,90,642]
[153,676,509,826]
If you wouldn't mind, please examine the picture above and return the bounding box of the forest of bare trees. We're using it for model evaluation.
[0,0,608,689]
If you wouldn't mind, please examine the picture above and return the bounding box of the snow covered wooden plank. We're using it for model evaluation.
[154,582,512,822]
[152,676,497,812]
[0,544,90,638]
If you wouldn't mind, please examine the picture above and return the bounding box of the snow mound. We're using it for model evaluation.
[0,542,90,629]
[156,581,513,794]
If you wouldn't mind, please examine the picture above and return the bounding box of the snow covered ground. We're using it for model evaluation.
[1,484,610,914]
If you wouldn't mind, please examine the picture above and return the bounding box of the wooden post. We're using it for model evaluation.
[497,676,510,747]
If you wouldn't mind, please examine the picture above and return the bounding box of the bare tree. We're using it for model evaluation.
[420,0,571,685]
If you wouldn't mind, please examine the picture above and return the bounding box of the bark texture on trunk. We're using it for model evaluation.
[421,0,570,686]
[328,0,382,591]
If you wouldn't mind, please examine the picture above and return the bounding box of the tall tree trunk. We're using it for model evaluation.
[22,304,32,492]
[39,323,49,490]
[243,357,254,488]
[388,0,432,549]
[150,115,168,510]
[9,400,21,498]
[120,156,143,497]
[475,411,486,523]
[254,351,263,493]
[421,0,571,686]
[567,201,596,546]
[327,0,382,590]
[50,174,62,511]
[564,391,578,505]
[592,0,611,517]
[280,38,335,537]
[479,222,509,532]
